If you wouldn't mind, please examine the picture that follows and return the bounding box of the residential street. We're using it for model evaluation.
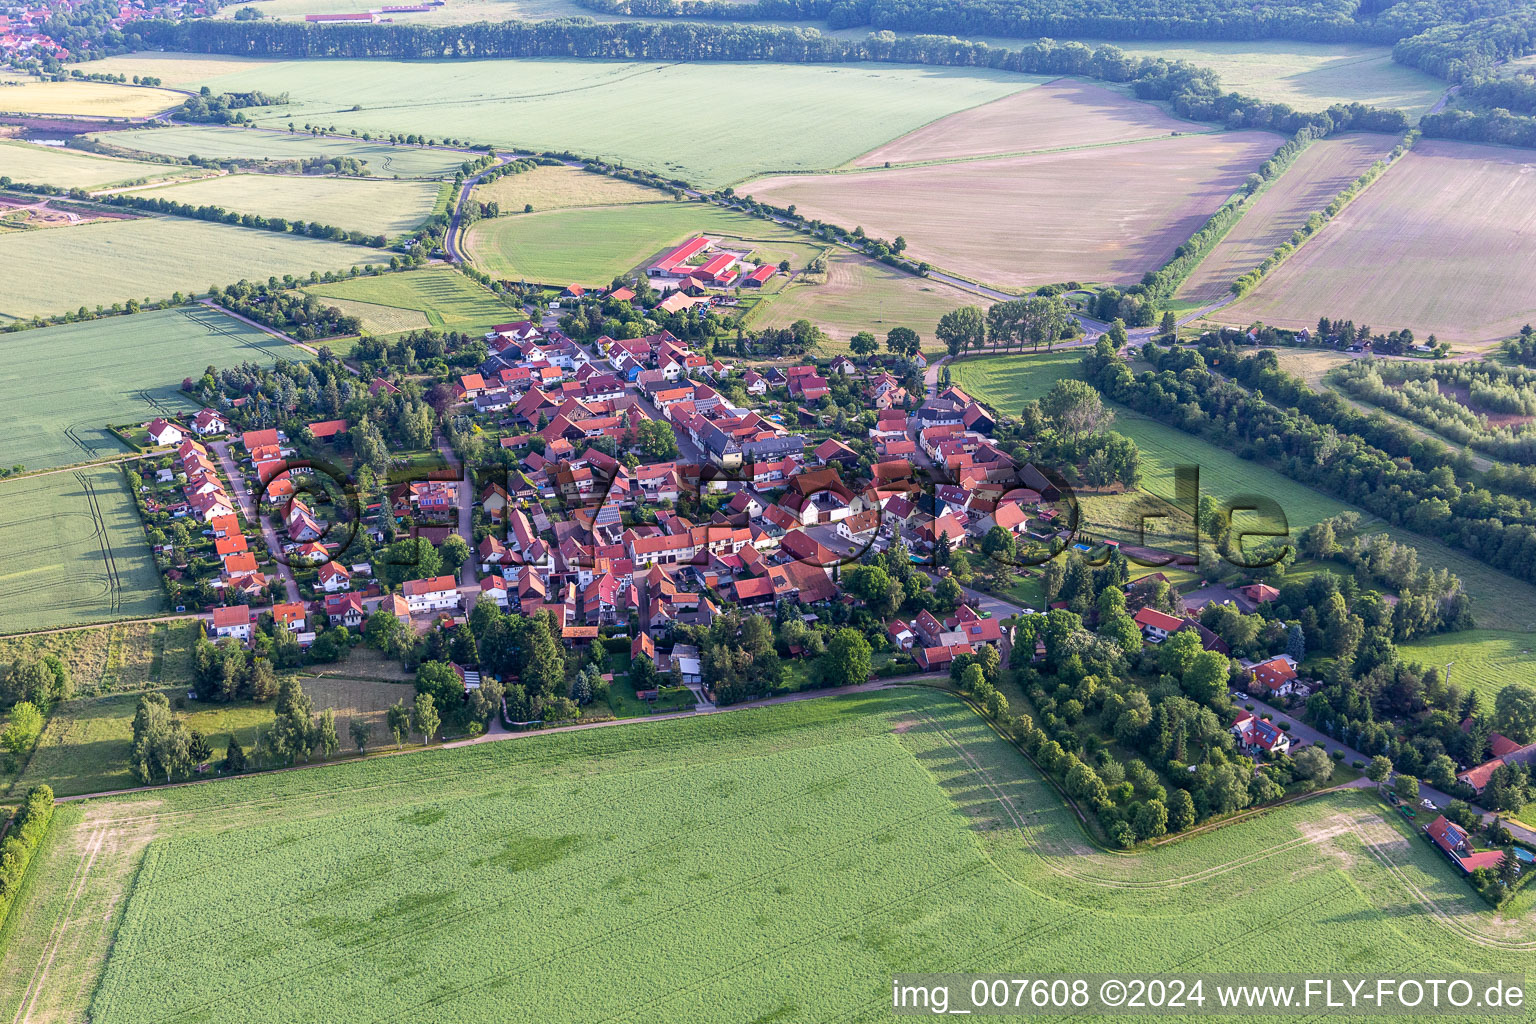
[210,440,301,604]
[434,435,478,594]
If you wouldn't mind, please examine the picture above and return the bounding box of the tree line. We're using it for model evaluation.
[1083,337,1536,586]
[0,786,54,934]
[134,21,1407,137]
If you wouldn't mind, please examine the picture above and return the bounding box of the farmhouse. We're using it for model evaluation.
[649,236,713,278]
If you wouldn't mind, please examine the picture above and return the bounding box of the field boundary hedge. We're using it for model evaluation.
[0,786,55,939]
[1229,130,1418,298]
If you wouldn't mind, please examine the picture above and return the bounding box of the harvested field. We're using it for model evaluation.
[92,124,473,177]
[0,305,308,472]
[0,466,164,635]
[0,140,199,190]
[1177,132,1398,302]
[138,173,442,236]
[0,75,182,118]
[854,78,1204,167]
[472,164,671,212]
[753,250,980,345]
[1219,140,1536,347]
[0,217,379,320]
[80,52,279,89]
[745,131,1280,288]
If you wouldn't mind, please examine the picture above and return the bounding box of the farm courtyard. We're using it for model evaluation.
[1,690,1520,1024]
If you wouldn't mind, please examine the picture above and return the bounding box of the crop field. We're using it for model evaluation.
[1176,132,1398,303]
[305,268,516,335]
[464,201,814,285]
[161,58,1039,186]
[139,173,442,236]
[0,217,380,321]
[1107,40,1446,116]
[0,688,1526,1024]
[0,467,163,635]
[0,140,204,190]
[752,250,978,345]
[744,132,1279,288]
[1219,141,1536,347]
[473,164,671,212]
[854,78,1202,166]
[92,124,474,177]
[0,306,307,472]
[81,52,279,88]
[0,73,182,118]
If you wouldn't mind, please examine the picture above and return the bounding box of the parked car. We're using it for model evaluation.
[1420,798,1437,811]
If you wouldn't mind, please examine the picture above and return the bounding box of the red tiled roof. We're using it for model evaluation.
[1133,607,1183,632]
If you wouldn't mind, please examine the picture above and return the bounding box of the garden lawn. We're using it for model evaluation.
[137,174,442,237]
[0,305,308,472]
[0,467,164,635]
[175,58,1039,187]
[305,268,517,335]
[90,124,475,177]
[0,140,204,190]
[0,217,381,321]
[464,202,812,286]
[1,689,1527,1024]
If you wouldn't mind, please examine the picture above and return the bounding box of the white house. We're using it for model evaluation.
[403,575,461,613]
[209,604,253,643]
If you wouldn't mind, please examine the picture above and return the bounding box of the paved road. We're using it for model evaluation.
[445,154,518,263]
[212,440,302,604]
[432,435,479,597]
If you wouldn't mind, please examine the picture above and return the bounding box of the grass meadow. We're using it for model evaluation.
[0,306,307,472]
[0,688,1525,1024]
[0,72,182,118]
[753,250,981,346]
[472,164,671,212]
[138,173,442,236]
[167,58,1037,186]
[0,141,205,191]
[93,124,475,177]
[1176,132,1398,303]
[463,201,815,285]
[1220,140,1536,348]
[744,131,1280,289]
[0,217,380,321]
[305,267,518,335]
[0,466,164,634]
[1397,629,1535,711]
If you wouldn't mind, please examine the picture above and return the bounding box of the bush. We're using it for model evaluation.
[1278,722,1291,730]
[0,785,55,931]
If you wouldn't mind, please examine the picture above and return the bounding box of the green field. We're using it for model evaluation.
[464,201,814,285]
[138,173,442,236]
[0,306,308,472]
[0,217,380,321]
[754,250,981,346]
[0,466,164,635]
[158,58,1038,187]
[949,350,1084,408]
[306,268,517,335]
[1398,629,1535,711]
[0,688,1525,1024]
[91,124,476,177]
[0,140,204,190]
